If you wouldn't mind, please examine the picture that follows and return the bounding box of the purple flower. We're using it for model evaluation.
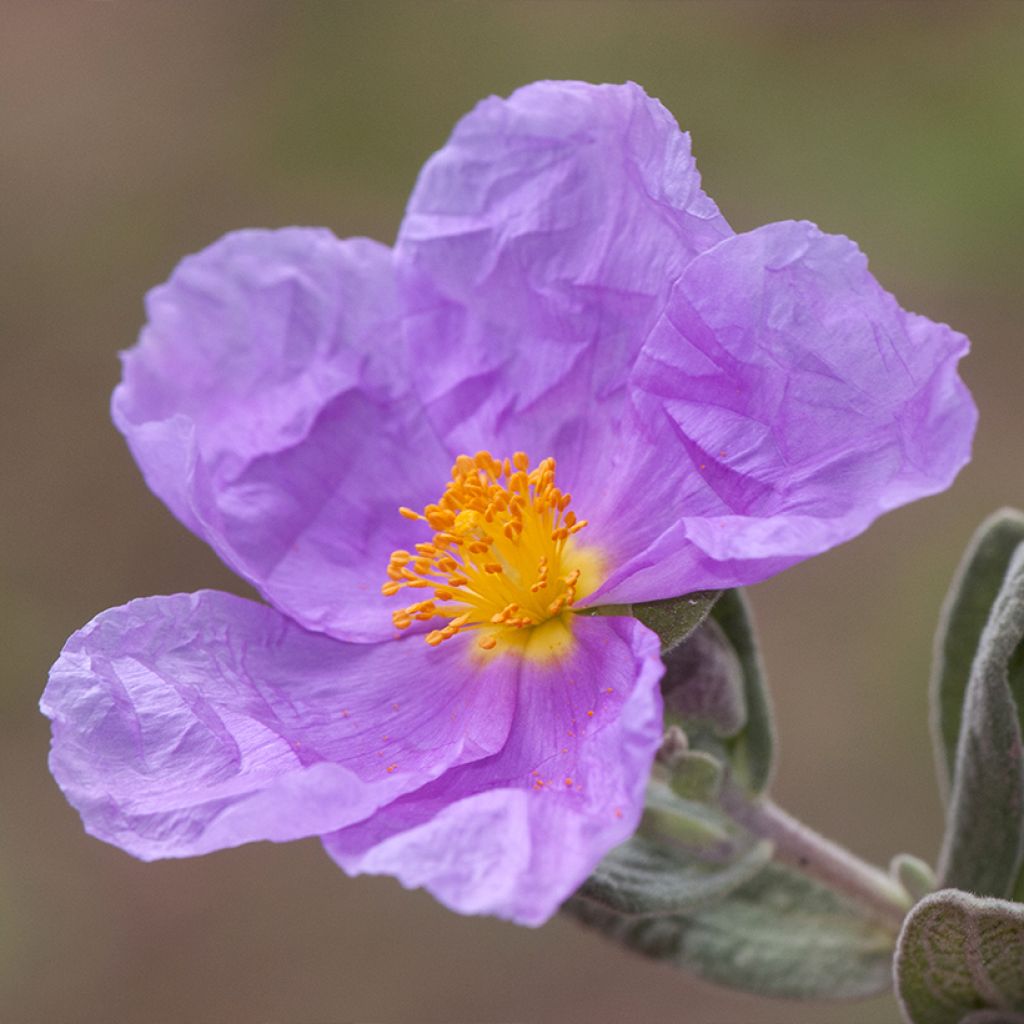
[42,81,976,926]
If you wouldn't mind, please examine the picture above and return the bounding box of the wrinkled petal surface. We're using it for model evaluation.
[113,229,450,642]
[322,615,664,925]
[581,220,977,603]
[63,80,978,932]
[396,80,731,484]
[42,591,519,859]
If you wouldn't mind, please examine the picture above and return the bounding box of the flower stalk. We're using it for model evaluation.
[718,782,914,933]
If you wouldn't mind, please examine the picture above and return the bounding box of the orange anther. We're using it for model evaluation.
[384,450,594,649]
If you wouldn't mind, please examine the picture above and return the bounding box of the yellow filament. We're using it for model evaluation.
[382,451,600,653]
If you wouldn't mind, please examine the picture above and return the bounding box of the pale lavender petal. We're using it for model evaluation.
[396,80,732,484]
[41,591,517,859]
[113,229,450,642]
[579,220,977,603]
[322,615,664,925]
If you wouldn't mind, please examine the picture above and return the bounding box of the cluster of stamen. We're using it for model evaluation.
[382,451,588,650]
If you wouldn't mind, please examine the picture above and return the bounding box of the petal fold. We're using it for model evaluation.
[113,229,451,642]
[586,220,977,603]
[322,614,664,926]
[42,591,517,859]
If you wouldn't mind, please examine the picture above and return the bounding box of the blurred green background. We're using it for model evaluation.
[2,2,1022,1021]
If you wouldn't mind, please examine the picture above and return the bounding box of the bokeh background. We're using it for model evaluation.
[3,3,1022,1022]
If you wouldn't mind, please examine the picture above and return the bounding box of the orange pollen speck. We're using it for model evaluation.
[383,451,591,651]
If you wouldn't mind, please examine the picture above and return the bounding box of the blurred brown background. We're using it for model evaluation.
[2,2,1022,1022]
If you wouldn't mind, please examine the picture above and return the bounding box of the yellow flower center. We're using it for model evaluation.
[382,451,601,655]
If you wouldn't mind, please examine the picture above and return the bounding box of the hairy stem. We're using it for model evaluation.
[720,783,914,932]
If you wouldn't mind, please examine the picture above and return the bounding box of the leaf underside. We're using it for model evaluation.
[895,889,1024,1024]
[568,859,894,999]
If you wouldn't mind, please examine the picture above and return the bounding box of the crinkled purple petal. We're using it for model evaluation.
[41,591,518,859]
[580,220,977,603]
[396,80,732,484]
[322,615,664,926]
[113,229,451,642]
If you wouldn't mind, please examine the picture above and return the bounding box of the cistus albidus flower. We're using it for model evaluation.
[42,80,976,926]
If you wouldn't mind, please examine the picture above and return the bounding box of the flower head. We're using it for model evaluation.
[42,81,976,925]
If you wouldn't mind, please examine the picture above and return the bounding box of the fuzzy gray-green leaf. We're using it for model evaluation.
[891,853,938,903]
[567,860,894,999]
[666,749,724,803]
[938,546,1024,897]
[932,508,1024,802]
[895,889,1024,1024]
[575,832,773,918]
[574,781,770,918]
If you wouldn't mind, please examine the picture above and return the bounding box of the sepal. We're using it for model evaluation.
[584,590,719,652]
[660,589,775,794]
[632,590,720,652]
[709,590,774,793]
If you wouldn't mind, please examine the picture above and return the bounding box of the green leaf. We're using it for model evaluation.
[639,777,740,853]
[631,590,721,652]
[575,831,773,918]
[573,780,770,917]
[711,589,775,794]
[938,546,1024,897]
[932,509,1024,802]
[891,853,938,904]
[895,889,1024,1024]
[567,860,894,999]
[666,748,724,803]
